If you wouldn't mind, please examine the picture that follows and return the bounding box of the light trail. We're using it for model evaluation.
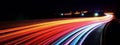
[69,22,103,45]
[52,22,104,45]
[78,23,105,45]
[0,13,113,45]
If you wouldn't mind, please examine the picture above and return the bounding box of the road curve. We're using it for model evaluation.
[0,13,113,45]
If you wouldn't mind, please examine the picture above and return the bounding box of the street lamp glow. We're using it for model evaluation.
[94,13,99,16]
[81,13,84,16]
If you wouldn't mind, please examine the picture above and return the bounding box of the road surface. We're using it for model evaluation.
[0,13,113,45]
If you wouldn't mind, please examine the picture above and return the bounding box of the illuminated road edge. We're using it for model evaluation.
[0,13,113,45]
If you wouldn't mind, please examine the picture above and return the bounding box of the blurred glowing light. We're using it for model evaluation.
[83,11,88,13]
[64,11,72,15]
[94,13,99,16]
[81,13,84,16]
[74,11,80,14]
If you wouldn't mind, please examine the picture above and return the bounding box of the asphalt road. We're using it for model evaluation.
[102,19,120,45]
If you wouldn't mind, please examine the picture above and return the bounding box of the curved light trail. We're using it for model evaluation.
[0,13,113,45]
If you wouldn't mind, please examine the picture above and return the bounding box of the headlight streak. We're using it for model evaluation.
[69,22,103,45]
[52,23,93,45]
[78,23,105,45]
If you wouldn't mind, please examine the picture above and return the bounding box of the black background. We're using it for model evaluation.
[0,0,119,21]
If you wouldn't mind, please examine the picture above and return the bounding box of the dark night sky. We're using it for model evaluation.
[0,0,119,21]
